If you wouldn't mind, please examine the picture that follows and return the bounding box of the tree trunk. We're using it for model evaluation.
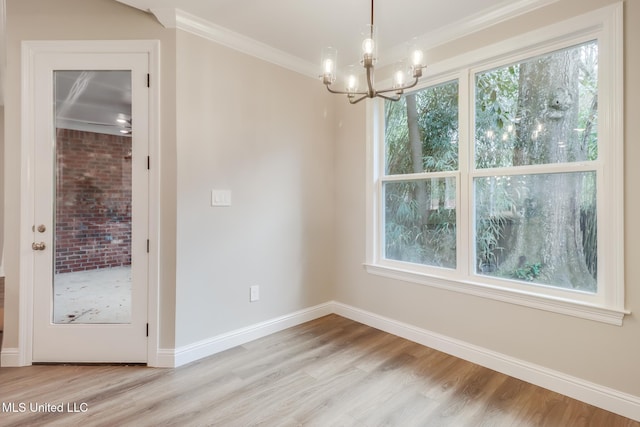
[406,94,429,224]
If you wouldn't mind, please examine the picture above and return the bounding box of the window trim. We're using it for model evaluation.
[365,3,627,325]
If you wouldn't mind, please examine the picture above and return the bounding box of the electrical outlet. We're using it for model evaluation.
[250,285,259,302]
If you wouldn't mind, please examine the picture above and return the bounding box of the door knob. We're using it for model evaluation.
[32,242,46,251]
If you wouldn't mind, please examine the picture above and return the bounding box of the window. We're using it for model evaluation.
[366,4,625,324]
[383,80,459,268]
[474,41,598,292]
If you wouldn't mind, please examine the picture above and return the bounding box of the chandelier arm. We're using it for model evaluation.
[375,77,420,95]
[349,94,370,104]
[376,93,401,102]
[325,84,368,96]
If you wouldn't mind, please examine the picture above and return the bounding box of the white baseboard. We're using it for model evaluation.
[153,348,177,368]
[171,302,334,367]
[1,347,21,367]
[331,301,640,422]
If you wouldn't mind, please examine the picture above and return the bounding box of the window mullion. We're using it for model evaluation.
[458,69,472,277]
[381,171,457,182]
[472,162,598,178]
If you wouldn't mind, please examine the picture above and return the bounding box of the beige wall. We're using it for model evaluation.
[174,31,335,346]
[2,0,178,349]
[0,106,4,275]
[334,0,640,397]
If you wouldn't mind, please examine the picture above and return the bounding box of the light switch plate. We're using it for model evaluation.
[211,189,232,207]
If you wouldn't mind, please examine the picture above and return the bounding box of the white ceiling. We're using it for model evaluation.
[114,0,557,75]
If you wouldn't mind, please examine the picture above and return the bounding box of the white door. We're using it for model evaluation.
[31,51,150,363]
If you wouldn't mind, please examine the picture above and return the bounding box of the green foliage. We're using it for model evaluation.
[581,203,597,277]
[415,82,459,172]
[577,42,599,161]
[475,65,519,169]
[384,180,456,268]
[512,262,542,281]
[476,216,506,271]
[474,175,516,272]
[385,99,411,175]
[385,81,459,175]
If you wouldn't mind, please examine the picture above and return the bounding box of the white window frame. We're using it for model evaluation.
[365,3,627,325]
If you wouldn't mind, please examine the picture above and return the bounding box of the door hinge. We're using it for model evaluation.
[146,323,149,337]
[147,239,150,253]
[147,73,150,88]
[147,156,150,170]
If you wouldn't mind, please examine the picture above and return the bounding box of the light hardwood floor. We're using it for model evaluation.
[1,314,638,426]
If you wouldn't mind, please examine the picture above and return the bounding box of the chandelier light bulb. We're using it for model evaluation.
[321,46,338,84]
[347,74,358,92]
[323,58,334,74]
[345,64,359,93]
[362,38,375,56]
[393,61,407,89]
[394,70,405,88]
[360,23,377,66]
[411,49,424,67]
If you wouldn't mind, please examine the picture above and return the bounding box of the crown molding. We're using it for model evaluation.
[148,0,559,79]
[433,0,560,48]
[150,8,318,78]
[381,0,560,66]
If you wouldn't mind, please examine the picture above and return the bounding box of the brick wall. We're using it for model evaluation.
[55,128,132,274]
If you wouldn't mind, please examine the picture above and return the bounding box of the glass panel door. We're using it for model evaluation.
[53,70,133,324]
[31,46,151,363]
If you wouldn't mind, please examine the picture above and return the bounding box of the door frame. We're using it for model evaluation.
[18,40,161,366]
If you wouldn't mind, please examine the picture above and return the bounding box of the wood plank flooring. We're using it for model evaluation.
[0,314,638,426]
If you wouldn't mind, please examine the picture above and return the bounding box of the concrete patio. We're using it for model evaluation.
[53,266,131,324]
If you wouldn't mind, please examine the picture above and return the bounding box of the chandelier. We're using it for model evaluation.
[321,0,426,104]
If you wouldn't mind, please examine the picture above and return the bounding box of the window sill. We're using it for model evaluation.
[364,263,629,326]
